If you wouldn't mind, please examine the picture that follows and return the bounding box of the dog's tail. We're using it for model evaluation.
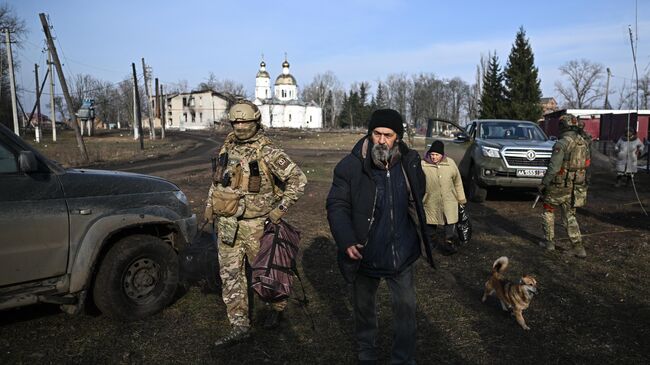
[492,256,509,274]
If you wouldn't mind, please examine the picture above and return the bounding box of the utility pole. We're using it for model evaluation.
[141,58,155,140]
[39,13,88,161]
[48,49,56,141]
[160,83,166,139]
[5,30,19,135]
[132,62,144,150]
[604,67,612,109]
[34,64,42,143]
[133,81,139,139]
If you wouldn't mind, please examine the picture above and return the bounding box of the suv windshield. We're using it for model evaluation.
[478,122,547,141]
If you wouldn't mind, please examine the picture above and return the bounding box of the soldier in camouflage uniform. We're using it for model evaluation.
[538,113,590,258]
[204,100,307,346]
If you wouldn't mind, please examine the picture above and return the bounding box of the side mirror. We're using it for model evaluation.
[18,151,38,173]
[456,132,469,141]
[549,136,557,141]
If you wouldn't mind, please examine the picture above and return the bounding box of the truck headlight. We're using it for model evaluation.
[173,190,189,206]
[481,146,501,158]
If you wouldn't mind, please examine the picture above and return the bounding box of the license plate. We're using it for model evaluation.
[516,169,545,177]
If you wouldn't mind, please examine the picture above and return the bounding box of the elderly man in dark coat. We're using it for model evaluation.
[326,109,435,365]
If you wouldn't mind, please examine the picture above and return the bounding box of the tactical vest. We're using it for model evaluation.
[553,134,589,187]
[213,135,280,219]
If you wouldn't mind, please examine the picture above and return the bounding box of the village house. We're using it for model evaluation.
[162,90,234,130]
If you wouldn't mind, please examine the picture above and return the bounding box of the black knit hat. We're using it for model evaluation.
[428,140,444,155]
[368,109,404,138]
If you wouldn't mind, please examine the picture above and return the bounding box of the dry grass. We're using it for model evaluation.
[25,129,198,168]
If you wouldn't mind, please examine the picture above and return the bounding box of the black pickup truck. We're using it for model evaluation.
[0,123,196,320]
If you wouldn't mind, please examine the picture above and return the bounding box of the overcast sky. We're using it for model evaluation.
[10,0,650,108]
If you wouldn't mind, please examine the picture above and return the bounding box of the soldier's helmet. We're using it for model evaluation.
[228,100,261,123]
[559,113,579,130]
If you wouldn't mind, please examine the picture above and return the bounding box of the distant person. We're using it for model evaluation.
[614,129,644,187]
[204,100,307,347]
[421,140,467,255]
[538,113,590,258]
[326,109,435,364]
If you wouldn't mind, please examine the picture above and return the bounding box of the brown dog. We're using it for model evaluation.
[481,256,538,330]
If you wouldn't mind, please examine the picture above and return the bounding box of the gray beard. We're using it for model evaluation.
[371,143,397,168]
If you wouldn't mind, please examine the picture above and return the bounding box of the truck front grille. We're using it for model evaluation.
[501,147,552,169]
[504,156,550,167]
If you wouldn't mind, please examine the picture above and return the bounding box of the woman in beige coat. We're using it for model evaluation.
[422,140,467,255]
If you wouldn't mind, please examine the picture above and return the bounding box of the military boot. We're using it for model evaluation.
[214,326,251,347]
[568,244,587,258]
[538,240,555,251]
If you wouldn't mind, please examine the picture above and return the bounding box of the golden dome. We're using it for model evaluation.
[275,74,296,85]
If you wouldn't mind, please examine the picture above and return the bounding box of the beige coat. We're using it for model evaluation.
[422,156,467,225]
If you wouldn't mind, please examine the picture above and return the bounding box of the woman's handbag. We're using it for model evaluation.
[456,204,472,244]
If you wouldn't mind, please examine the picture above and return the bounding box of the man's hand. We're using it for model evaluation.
[346,244,364,260]
[537,184,546,194]
[268,207,285,224]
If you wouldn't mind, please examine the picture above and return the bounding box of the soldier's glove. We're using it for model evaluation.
[537,184,546,195]
[269,204,287,224]
[204,204,214,224]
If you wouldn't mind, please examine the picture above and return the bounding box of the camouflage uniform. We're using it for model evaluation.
[206,130,307,329]
[540,125,590,256]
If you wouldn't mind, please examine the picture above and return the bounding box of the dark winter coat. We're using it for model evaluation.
[326,137,435,280]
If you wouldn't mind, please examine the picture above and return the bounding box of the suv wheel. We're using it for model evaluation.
[468,168,488,203]
[93,234,179,321]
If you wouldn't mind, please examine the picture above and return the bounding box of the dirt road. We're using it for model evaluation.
[1,130,648,364]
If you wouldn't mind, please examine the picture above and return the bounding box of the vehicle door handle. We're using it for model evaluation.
[72,209,92,215]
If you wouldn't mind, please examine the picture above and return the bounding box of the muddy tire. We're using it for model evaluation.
[93,235,179,321]
[468,168,488,203]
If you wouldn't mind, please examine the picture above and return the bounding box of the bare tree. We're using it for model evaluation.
[639,72,650,109]
[167,80,189,94]
[554,59,606,108]
[385,73,412,123]
[615,80,637,109]
[301,71,343,128]
[467,53,491,121]
[196,74,247,98]
[0,4,27,128]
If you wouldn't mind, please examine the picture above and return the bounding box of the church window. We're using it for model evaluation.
[183,113,187,122]
[309,115,312,123]
[182,97,187,107]
[191,113,196,122]
[199,97,203,107]
[199,112,203,122]
[265,89,268,97]
[289,114,292,121]
[190,98,195,107]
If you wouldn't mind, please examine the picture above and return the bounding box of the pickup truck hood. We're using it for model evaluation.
[58,169,179,198]
[478,139,555,150]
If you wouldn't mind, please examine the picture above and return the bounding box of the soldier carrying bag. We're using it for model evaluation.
[250,219,304,303]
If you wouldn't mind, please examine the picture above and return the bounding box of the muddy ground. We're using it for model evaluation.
[1,130,649,364]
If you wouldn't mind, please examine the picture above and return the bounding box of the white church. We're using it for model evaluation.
[253,57,323,129]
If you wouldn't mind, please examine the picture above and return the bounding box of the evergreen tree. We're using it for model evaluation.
[503,27,542,121]
[374,82,387,109]
[337,93,350,129]
[479,54,507,119]
[324,90,334,128]
[358,82,372,126]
